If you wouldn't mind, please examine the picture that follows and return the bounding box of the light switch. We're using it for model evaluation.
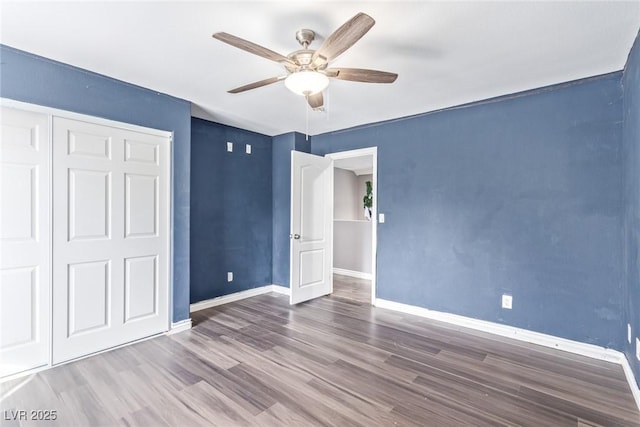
[227,272,233,282]
[501,294,513,309]
[246,144,252,154]
[379,213,385,223]
[226,142,233,152]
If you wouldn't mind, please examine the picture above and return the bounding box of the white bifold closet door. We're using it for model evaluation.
[0,108,51,377]
[52,116,169,364]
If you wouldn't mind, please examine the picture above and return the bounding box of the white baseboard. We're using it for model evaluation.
[167,318,192,335]
[375,298,621,361]
[375,297,640,411]
[271,285,290,295]
[620,353,640,411]
[333,268,372,280]
[190,285,289,312]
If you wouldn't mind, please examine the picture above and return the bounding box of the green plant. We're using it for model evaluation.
[363,180,373,210]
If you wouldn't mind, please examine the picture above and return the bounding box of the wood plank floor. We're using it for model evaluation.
[2,292,639,426]
[331,274,371,303]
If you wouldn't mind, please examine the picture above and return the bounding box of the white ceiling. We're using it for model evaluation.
[1,1,639,136]
[335,155,373,176]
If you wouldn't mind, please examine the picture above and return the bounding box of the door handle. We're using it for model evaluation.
[293,234,301,240]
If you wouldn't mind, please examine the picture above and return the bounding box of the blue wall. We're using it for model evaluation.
[272,132,310,287]
[312,74,624,349]
[623,31,640,383]
[0,45,192,322]
[190,118,273,302]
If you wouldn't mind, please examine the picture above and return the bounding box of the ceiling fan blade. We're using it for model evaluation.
[327,68,398,83]
[307,92,324,109]
[213,32,296,67]
[228,76,286,94]
[312,13,375,64]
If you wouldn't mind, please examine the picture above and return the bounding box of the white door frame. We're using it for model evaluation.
[326,147,377,305]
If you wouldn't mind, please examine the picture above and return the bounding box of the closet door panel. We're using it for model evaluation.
[0,108,50,378]
[52,117,169,364]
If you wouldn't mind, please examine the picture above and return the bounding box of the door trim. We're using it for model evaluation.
[1,99,172,138]
[325,147,378,305]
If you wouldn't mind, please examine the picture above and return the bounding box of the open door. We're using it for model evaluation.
[290,151,333,304]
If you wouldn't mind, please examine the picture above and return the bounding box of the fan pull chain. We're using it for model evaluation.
[305,95,309,141]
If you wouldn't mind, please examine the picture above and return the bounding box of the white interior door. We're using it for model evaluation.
[52,117,169,364]
[290,151,333,304]
[0,108,50,377]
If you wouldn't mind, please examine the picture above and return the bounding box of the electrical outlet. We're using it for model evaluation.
[227,271,233,282]
[636,338,640,361]
[629,324,632,344]
[246,144,252,154]
[226,142,233,152]
[501,294,513,310]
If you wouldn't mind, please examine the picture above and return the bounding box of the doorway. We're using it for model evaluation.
[326,147,377,305]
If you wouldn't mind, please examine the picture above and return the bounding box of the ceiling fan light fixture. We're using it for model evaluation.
[284,70,329,96]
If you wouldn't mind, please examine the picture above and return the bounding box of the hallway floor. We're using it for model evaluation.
[331,274,371,304]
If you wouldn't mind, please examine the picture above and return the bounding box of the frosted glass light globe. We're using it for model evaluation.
[284,71,329,96]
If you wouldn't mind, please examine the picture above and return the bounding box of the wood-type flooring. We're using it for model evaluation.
[331,274,371,303]
[1,292,639,426]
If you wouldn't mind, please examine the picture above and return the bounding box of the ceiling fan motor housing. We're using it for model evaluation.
[288,50,314,70]
[287,29,318,72]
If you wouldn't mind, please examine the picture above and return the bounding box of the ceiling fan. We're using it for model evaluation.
[212,12,398,110]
